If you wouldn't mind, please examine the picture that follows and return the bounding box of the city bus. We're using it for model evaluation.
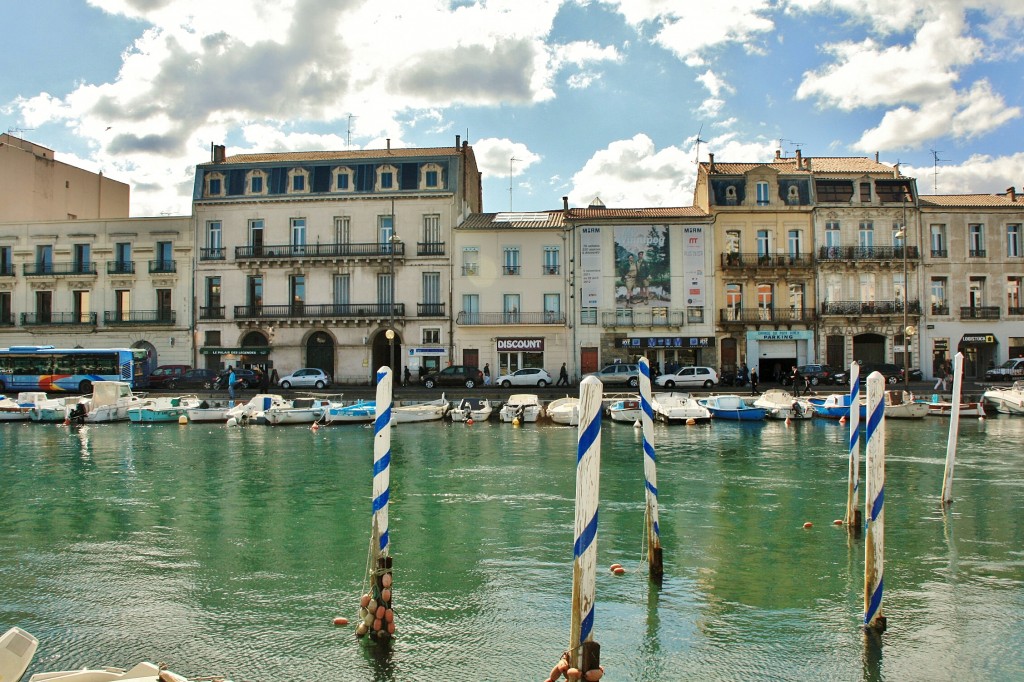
[0,346,148,393]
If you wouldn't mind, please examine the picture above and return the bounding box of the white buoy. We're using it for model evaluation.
[178,415,188,425]
[226,416,238,427]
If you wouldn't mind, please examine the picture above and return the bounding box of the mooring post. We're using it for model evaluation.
[863,371,887,633]
[845,362,862,533]
[569,376,603,674]
[941,352,965,506]
[638,358,663,583]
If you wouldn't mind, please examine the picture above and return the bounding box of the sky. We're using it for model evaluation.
[3,0,1024,217]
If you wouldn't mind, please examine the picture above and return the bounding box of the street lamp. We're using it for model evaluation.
[388,231,401,376]
[896,192,912,390]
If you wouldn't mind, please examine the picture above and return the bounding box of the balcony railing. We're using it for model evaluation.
[718,307,815,323]
[462,264,479,276]
[149,260,176,273]
[107,261,135,274]
[1009,306,1024,316]
[235,242,406,260]
[417,241,445,256]
[969,249,987,258]
[960,306,1000,320]
[931,304,950,315]
[931,249,948,258]
[0,263,14,277]
[200,306,225,319]
[200,247,226,260]
[0,314,13,326]
[21,312,97,326]
[502,265,521,275]
[417,303,446,317]
[456,311,566,325]
[23,262,97,276]
[543,265,561,275]
[103,310,176,325]
[234,303,405,320]
[721,252,813,268]
[820,300,922,316]
[601,309,687,327]
[817,245,920,261]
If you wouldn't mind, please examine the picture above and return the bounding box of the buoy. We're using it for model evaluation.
[550,664,563,680]
[584,668,604,681]
[609,563,622,572]
[386,620,395,634]
[368,598,378,612]
[566,668,581,681]
[381,573,393,588]
[613,566,626,575]
[466,418,474,425]
[513,417,520,426]
[385,608,394,623]
[785,417,791,426]
[633,419,641,429]
[833,519,844,525]
[839,415,846,424]
[803,522,813,529]
[375,605,385,619]
[178,415,188,425]
[333,617,349,626]
[373,617,382,631]
[381,588,391,602]
[311,422,319,432]
[360,593,371,608]
[686,418,696,425]
[355,622,368,637]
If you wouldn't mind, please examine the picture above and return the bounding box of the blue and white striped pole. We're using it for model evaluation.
[863,371,887,633]
[372,366,393,560]
[569,376,603,672]
[941,352,965,505]
[638,358,663,582]
[845,362,862,530]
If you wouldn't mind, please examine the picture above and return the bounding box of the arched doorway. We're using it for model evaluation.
[240,331,270,372]
[132,340,157,376]
[852,332,886,364]
[372,330,403,380]
[306,331,335,377]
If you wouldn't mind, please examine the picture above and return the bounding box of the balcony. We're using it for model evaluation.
[103,310,176,325]
[200,247,226,261]
[543,264,561,275]
[0,263,14,277]
[149,260,176,274]
[234,241,406,262]
[200,306,226,319]
[718,308,815,324]
[23,262,97,276]
[931,304,950,315]
[721,252,813,269]
[817,245,920,262]
[456,311,566,325]
[968,249,986,258]
[1009,306,1024,316]
[931,249,948,258]
[462,264,479,276]
[502,265,521,276]
[417,241,445,256]
[960,306,1000,320]
[21,312,97,326]
[107,261,135,274]
[601,309,686,327]
[820,300,922,316]
[234,303,405,321]
[417,303,446,317]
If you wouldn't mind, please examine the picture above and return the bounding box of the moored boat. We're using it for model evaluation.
[448,397,493,422]
[807,393,852,420]
[128,395,202,423]
[264,396,337,425]
[698,394,767,421]
[606,397,642,423]
[185,399,233,423]
[498,394,543,423]
[753,389,815,420]
[546,396,580,425]
[0,392,47,421]
[857,389,928,419]
[83,381,146,423]
[918,396,987,417]
[225,393,288,424]
[324,399,376,424]
[982,381,1024,415]
[392,395,449,423]
[650,392,711,424]
[30,395,87,422]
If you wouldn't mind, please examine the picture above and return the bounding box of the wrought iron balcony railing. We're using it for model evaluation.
[149,260,176,273]
[235,242,406,260]
[103,310,176,324]
[0,263,14,276]
[817,245,920,261]
[1009,306,1024,316]
[721,252,813,268]
[23,262,97,276]
[502,265,521,275]
[417,241,445,256]
[601,310,686,327]
[200,247,226,260]
[543,264,561,275]
[960,306,999,320]
[107,261,135,274]
[931,304,950,315]
[718,307,815,323]
[930,249,948,258]
[417,303,446,317]
[969,249,987,258]
[21,312,97,325]
[234,303,405,319]
[820,300,921,316]
[199,306,225,319]
[0,313,12,326]
[456,311,566,325]
[462,264,479,276]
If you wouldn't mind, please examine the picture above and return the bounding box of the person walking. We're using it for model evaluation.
[227,366,238,401]
[557,362,570,386]
[790,365,801,397]
[403,366,411,386]
[750,367,759,395]
[483,363,491,387]
[933,363,945,391]
[260,366,271,392]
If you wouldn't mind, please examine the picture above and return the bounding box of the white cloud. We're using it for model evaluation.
[567,133,694,208]
[696,97,725,118]
[695,69,733,97]
[473,138,542,180]
[904,151,1024,195]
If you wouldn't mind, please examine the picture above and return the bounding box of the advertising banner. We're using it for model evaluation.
[682,225,705,308]
[614,225,669,307]
[580,227,601,308]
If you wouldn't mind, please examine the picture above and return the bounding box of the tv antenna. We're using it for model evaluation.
[780,138,804,157]
[509,156,520,212]
[692,124,705,165]
[930,149,945,194]
[346,114,357,149]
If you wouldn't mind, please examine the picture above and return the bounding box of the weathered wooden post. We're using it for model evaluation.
[845,362,862,533]
[941,352,965,506]
[638,358,663,583]
[355,367,396,643]
[863,371,887,633]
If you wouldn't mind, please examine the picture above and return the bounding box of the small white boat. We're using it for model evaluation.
[392,395,449,423]
[546,396,581,425]
[606,397,642,423]
[30,395,87,422]
[128,396,202,423]
[754,389,815,420]
[920,397,987,418]
[650,392,711,424]
[185,399,233,423]
[499,394,543,423]
[698,394,767,421]
[982,381,1024,415]
[0,392,47,421]
[264,396,336,425]
[83,382,146,423]
[448,397,493,422]
[873,389,928,419]
[225,393,288,424]
[324,400,376,424]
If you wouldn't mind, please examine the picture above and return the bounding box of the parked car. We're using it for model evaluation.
[420,365,484,389]
[145,364,191,389]
[167,368,220,390]
[277,367,332,389]
[584,363,640,388]
[496,367,553,387]
[781,364,841,386]
[216,367,261,389]
[835,363,920,385]
[653,366,718,389]
[985,358,1024,382]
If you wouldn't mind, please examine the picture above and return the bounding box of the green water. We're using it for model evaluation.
[1,416,1022,681]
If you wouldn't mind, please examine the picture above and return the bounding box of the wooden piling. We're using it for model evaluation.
[863,371,887,633]
[638,358,663,583]
[367,366,394,643]
[845,362,862,534]
[941,352,965,506]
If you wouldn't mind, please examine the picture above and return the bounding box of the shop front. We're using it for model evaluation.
[406,346,447,381]
[746,330,813,381]
[496,337,545,375]
[958,333,997,379]
[618,336,715,373]
[198,346,272,372]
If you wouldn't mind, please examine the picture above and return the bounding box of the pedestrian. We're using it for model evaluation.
[750,367,759,395]
[483,363,491,387]
[557,362,569,386]
[933,363,945,391]
[270,368,279,387]
[790,365,801,397]
[227,366,237,401]
[260,366,270,392]
[403,366,411,386]
[943,361,953,391]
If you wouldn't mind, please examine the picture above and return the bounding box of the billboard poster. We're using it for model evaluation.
[614,225,669,307]
[580,226,601,308]
[682,225,705,308]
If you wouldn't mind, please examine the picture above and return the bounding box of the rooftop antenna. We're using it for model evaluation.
[6,127,35,135]
[780,138,804,157]
[693,123,705,165]
[509,156,520,212]
[930,149,945,194]
[346,115,357,149]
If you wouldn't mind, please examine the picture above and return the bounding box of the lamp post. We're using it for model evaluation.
[897,193,913,391]
[387,230,401,376]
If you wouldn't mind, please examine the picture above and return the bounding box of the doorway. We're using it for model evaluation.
[306,332,335,377]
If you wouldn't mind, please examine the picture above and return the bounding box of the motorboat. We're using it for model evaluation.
[857,389,928,420]
[30,395,87,422]
[128,395,202,423]
[185,399,233,423]
[83,381,146,423]
[807,393,852,420]
[264,396,338,425]
[392,395,449,423]
[324,400,376,424]
[606,397,642,423]
[546,396,581,426]
[753,389,815,420]
[650,392,711,424]
[0,392,47,421]
[498,394,544,423]
[448,397,493,422]
[225,393,288,424]
[698,394,767,421]
[918,395,987,418]
[982,381,1024,415]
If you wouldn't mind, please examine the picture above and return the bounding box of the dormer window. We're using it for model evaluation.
[755,181,770,206]
[725,185,738,205]
[787,185,799,205]
[376,164,398,191]
[333,166,354,192]
[246,170,267,196]
[420,163,443,189]
[205,172,225,197]
[289,168,310,194]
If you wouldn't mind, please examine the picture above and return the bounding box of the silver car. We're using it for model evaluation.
[277,367,332,389]
[584,364,640,388]
[496,367,553,387]
[653,366,718,389]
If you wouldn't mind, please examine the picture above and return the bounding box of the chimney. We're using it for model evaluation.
[804,156,811,170]
[386,138,391,152]
[795,149,802,169]
[211,144,226,163]
[1008,186,1017,202]
[562,196,569,211]
[875,151,879,163]
[893,163,900,177]
[708,152,715,173]
[455,134,460,148]
[775,149,781,160]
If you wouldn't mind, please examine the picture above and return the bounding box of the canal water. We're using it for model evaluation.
[1,414,1021,681]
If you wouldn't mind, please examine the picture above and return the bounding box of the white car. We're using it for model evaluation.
[654,366,718,389]
[277,368,332,389]
[496,367,553,387]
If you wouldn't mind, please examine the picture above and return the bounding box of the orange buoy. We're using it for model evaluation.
[376,605,385,619]
[387,620,395,634]
[385,608,394,623]
[613,566,626,576]
[565,668,581,681]
[381,588,391,602]
[332,617,349,626]
[311,422,320,432]
[550,664,563,680]
[839,415,847,424]
[609,563,622,572]
[584,667,604,681]
[833,519,844,525]
[381,573,393,588]
[360,594,371,608]
[803,522,813,529]
[466,418,474,425]
[373,617,382,631]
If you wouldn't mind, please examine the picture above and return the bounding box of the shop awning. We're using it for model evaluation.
[959,334,997,345]
[200,346,271,355]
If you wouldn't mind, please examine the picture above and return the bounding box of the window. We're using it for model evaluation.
[206,174,223,196]
[969,224,985,257]
[789,283,804,312]
[544,293,561,321]
[725,282,742,319]
[381,171,393,189]
[726,230,741,253]
[379,215,395,248]
[931,278,948,315]
[825,274,842,303]
[290,171,307,192]
[337,173,349,190]
[894,271,906,308]
[157,289,172,321]
[334,166,353,191]
[422,272,441,304]
[0,292,11,324]
[1008,224,1021,257]
[892,222,904,247]
[37,245,53,273]
[755,181,770,206]
[543,246,560,274]
[859,273,876,304]
[423,328,441,344]
[206,277,221,309]
[378,273,394,306]
[73,290,90,324]
[815,180,853,202]
[248,276,263,310]
[74,243,91,273]
[422,214,441,244]
[425,170,438,187]
[503,294,521,322]
[250,175,263,194]
[291,218,307,254]
[462,294,479,324]
[1007,277,1022,314]
[787,230,801,259]
[462,247,479,275]
[503,247,521,275]
[930,224,947,257]
[756,230,770,258]
[858,221,874,249]
[249,219,265,252]
[757,283,773,320]
[825,222,840,255]
[968,277,985,307]
[335,217,350,244]
[859,182,871,202]
[36,291,53,322]
[290,275,305,314]
[333,274,350,305]
[115,290,129,321]
[0,246,11,276]
[156,241,172,271]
